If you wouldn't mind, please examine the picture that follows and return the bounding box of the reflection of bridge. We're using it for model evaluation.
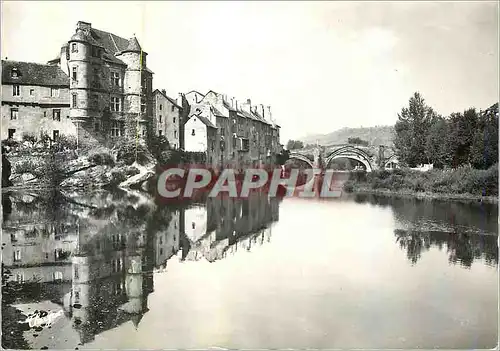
[287,144,399,172]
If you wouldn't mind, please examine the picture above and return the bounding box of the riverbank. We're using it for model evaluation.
[342,165,498,204]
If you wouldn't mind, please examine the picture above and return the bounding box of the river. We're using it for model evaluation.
[1,189,498,349]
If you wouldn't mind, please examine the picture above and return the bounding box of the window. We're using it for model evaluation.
[91,94,98,109]
[53,109,61,121]
[91,46,100,57]
[74,291,80,301]
[111,121,121,137]
[211,141,215,151]
[158,130,163,136]
[173,117,176,123]
[74,265,79,280]
[159,115,162,123]
[159,104,162,111]
[111,72,120,87]
[8,129,16,139]
[72,66,77,80]
[72,94,77,108]
[10,108,18,120]
[44,111,47,117]
[12,85,20,96]
[30,89,34,96]
[71,43,78,53]
[192,222,196,229]
[160,248,163,255]
[110,97,121,112]
[51,88,59,98]
[16,273,24,283]
[53,130,59,140]
[174,130,177,138]
[141,100,146,113]
[53,271,63,281]
[11,68,18,78]
[191,129,195,136]
[14,250,21,262]
[171,105,175,112]
[92,68,99,88]
[94,121,100,132]
[173,143,176,149]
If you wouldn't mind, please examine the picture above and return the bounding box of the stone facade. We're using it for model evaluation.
[152,89,183,149]
[2,21,154,148]
[183,90,281,167]
[1,61,75,141]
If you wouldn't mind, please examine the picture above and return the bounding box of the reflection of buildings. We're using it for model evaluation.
[181,192,280,262]
[2,193,78,306]
[62,218,154,345]
[154,209,182,269]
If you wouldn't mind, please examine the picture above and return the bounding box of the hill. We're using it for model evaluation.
[299,126,395,147]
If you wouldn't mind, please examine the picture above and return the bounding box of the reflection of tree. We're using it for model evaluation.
[394,229,498,267]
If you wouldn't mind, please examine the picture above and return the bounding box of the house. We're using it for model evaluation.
[153,89,184,149]
[2,20,155,148]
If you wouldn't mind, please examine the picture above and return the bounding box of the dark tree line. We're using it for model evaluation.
[286,140,304,150]
[394,92,498,169]
[347,137,369,146]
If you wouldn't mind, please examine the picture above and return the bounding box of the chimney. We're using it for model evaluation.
[178,92,183,106]
[161,89,166,95]
[266,106,272,121]
[230,97,234,108]
[77,21,91,33]
[246,98,251,105]
[260,104,265,119]
[235,100,239,110]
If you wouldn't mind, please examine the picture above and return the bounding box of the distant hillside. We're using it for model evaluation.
[300,126,395,147]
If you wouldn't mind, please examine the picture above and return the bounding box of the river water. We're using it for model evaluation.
[1,189,498,349]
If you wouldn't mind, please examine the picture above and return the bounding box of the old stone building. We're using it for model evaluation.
[59,21,154,147]
[152,89,183,149]
[1,61,75,141]
[183,90,281,167]
[2,21,154,148]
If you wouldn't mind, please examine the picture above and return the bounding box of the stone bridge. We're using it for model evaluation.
[287,144,399,172]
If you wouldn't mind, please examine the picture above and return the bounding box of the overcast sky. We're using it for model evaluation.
[1,1,498,142]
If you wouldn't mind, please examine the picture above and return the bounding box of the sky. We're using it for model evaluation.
[1,1,498,142]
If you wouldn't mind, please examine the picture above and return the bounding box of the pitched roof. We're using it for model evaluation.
[153,89,182,109]
[190,114,217,129]
[2,60,69,86]
[90,27,129,54]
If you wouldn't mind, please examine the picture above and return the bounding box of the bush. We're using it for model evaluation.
[113,141,153,166]
[22,133,37,145]
[89,152,115,166]
[2,139,19,148]
[52,134,77,151]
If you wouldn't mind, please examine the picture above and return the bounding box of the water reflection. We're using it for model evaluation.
[394,229,498,267]
[1,189,281,348]
[1,190,497,349]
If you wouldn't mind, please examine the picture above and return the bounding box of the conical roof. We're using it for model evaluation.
[122,36,143,53]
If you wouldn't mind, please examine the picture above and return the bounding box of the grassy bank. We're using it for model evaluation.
[343,164,498,204]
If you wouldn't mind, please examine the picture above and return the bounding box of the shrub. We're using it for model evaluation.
[22,133,37,145]
[89,152,115,166]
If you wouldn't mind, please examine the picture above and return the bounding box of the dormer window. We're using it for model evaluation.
[11,68,19,78]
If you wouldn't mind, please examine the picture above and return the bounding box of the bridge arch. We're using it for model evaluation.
[325,145,374,172]
[384,154,399,169]
[287,152,314,168]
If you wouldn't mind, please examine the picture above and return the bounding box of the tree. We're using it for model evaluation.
[446,108,478,167]
[286,140,304,150]
[425,116,449,168]
[394,92,436,167]
[347,137,369,146]
[470,104,498,169]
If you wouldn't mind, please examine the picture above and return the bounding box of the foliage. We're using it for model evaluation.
[275,149,290,165]
[22,132,37,146]
[394,92,437,167]
[347,137,369,146]
[286,140,304,150]
[89,151,115,166]
[395,94,498,170]
[112,140,154,166]
[52,134,77,151]
[147,135,170,162]
[344,164,498,197]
